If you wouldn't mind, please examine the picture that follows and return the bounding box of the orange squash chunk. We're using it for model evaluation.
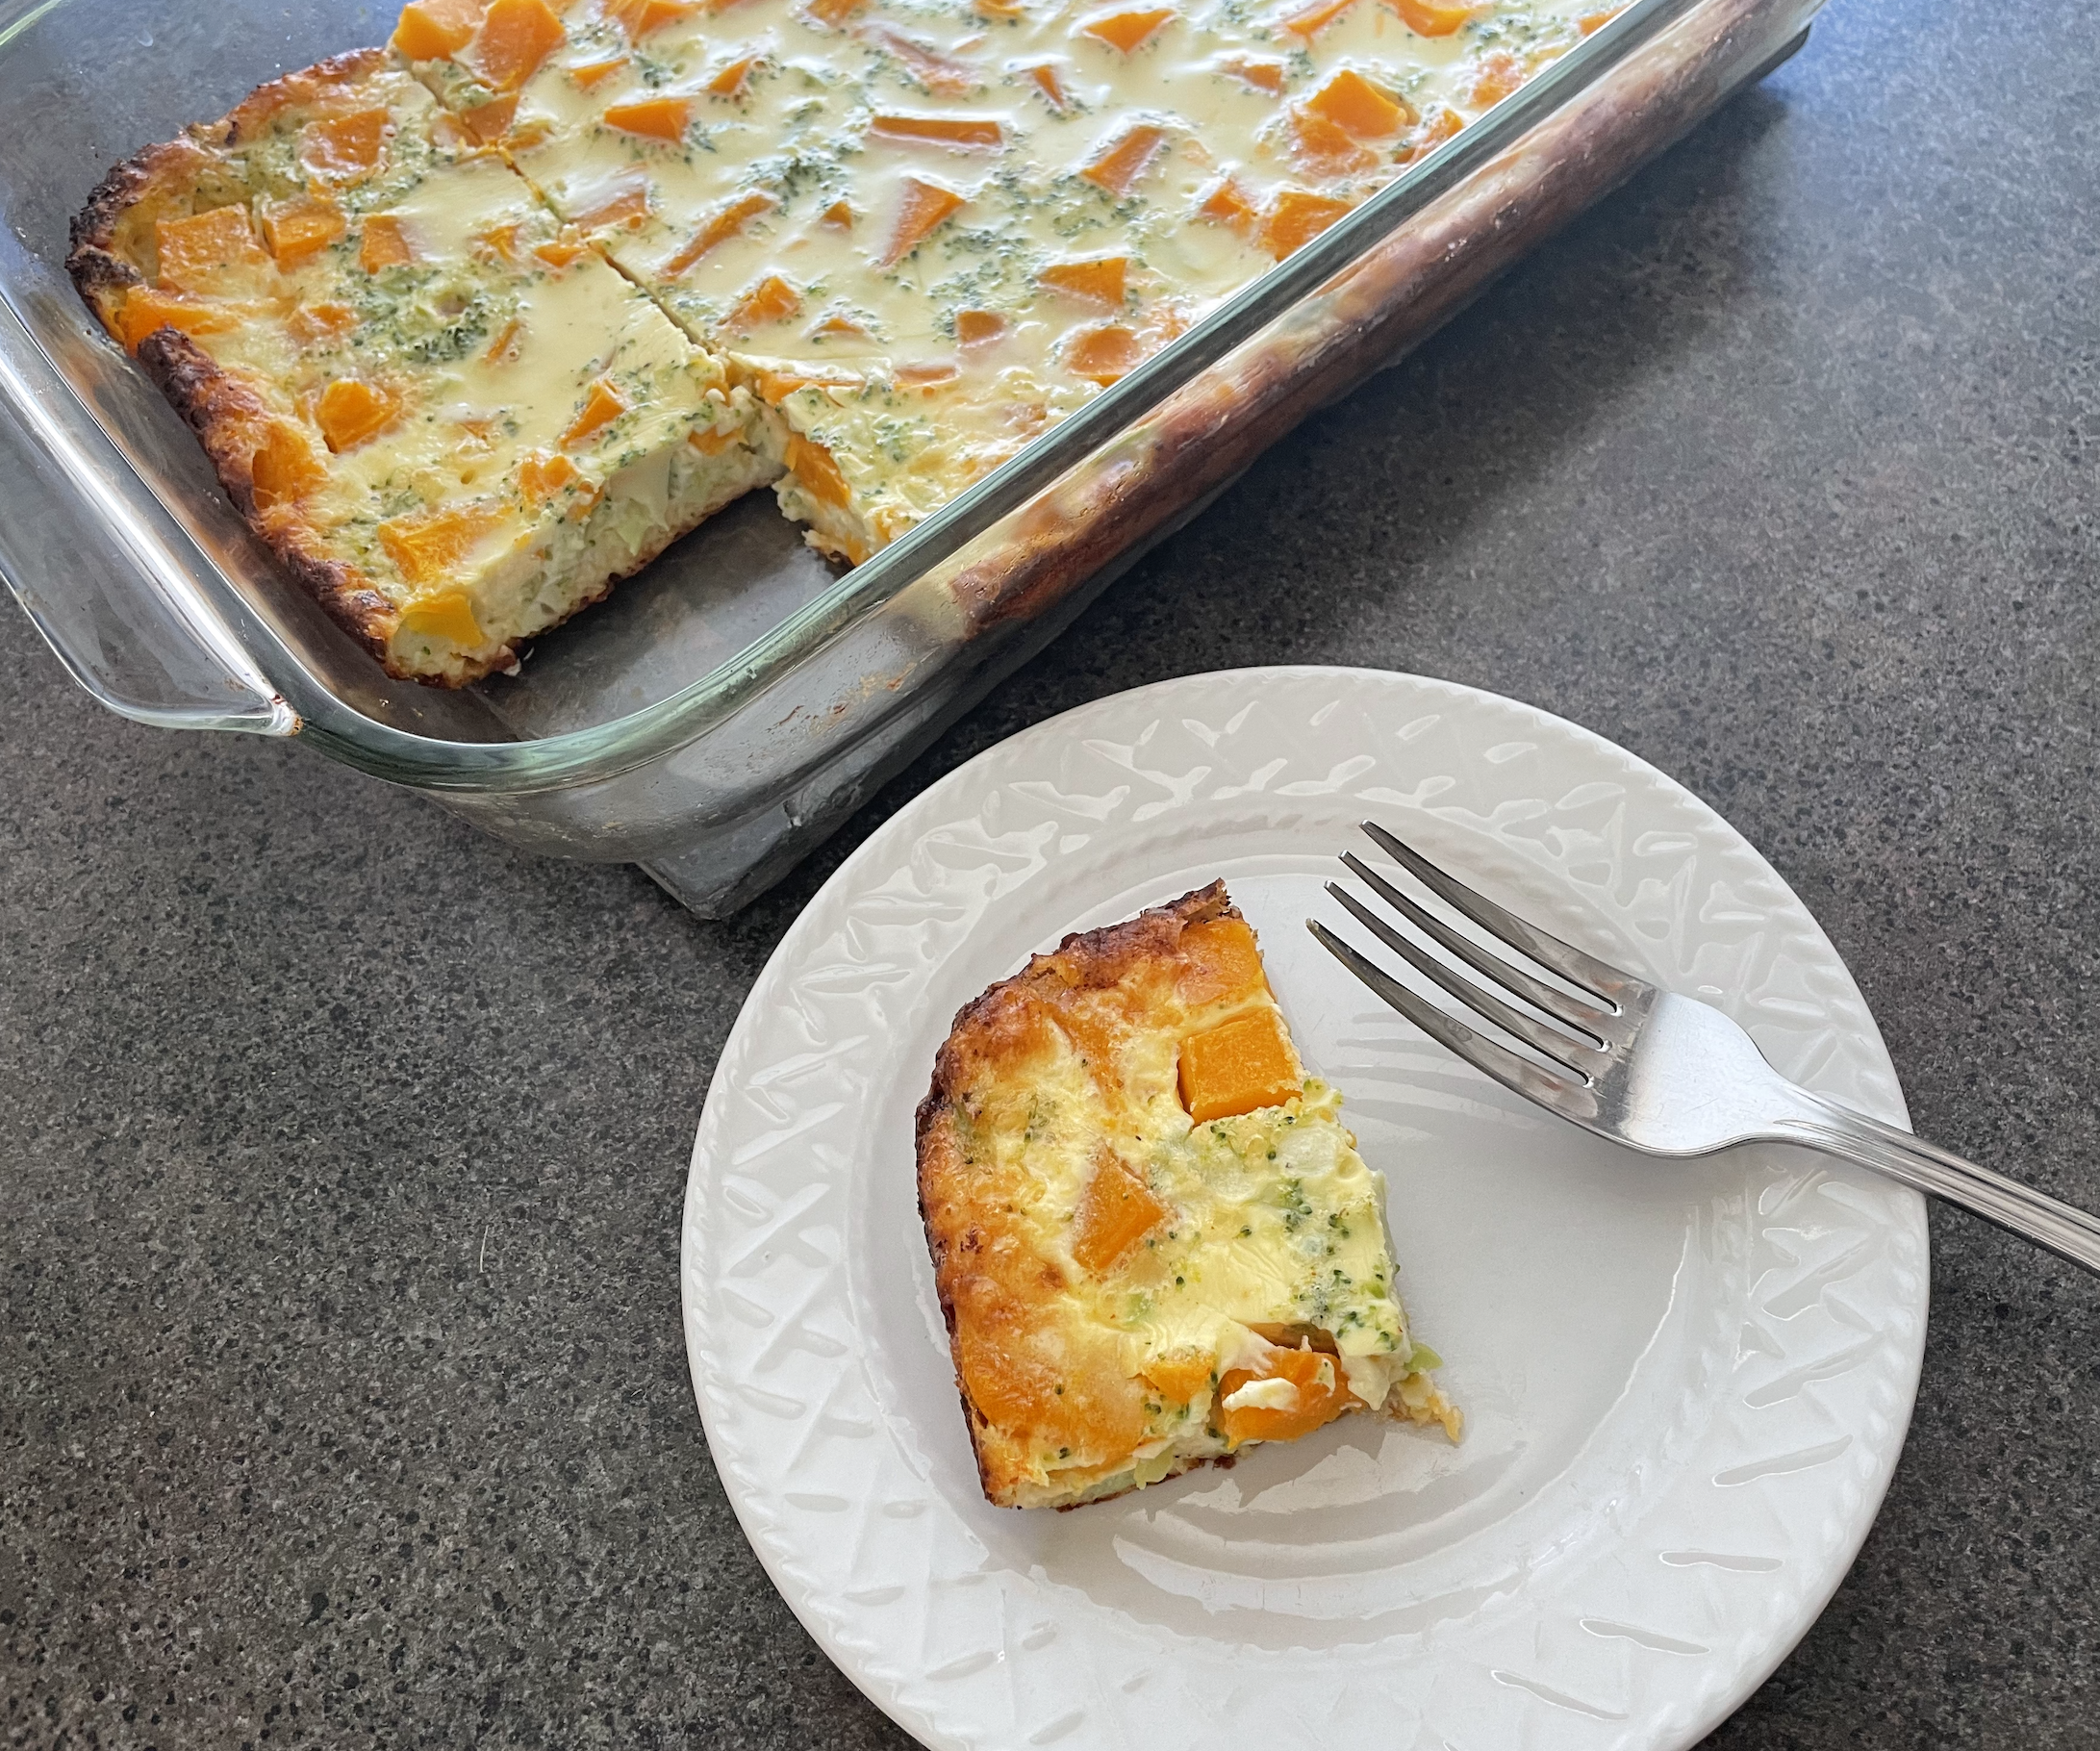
[1039,256,1126,305]
[754,364,864,402]
[951,1279,1148,1458]
[288,301,359,345]
[1195,175,1257,235]
[1278,0,1354,37]
[575,182,653,233]
[378,505,499,587]
[1071,1155,1170,1275]
[1398,103,1464,161]
[1079,123,1168,197]
[603,94,692,140]
[1063,322,1146,385]
[871,113,1004,149]
[1022,61,1073,110]
[1139,1351,1215,1405]
[954,308,1006,344]
[1217,1346,1354,1447]
[706,54,760,94]
[518,448,580,505]
[1178,1007,1299,1123]
[315,378,399,452]
[1177,917,1269,1007]
[689,423,743,455]
[561,378,629,446]
[154,206,267,292]
[299,110,392,184]
[248,420,327,508]
[1468,47,1525,106]
[261,195,346,268]
[808,312,872,339]
[570,54,628,88]
[115,290,236,353]
[897,359,959,388]
[1289,105,1377,172]
[1219,53,1286,91]
[482,315,525,363]
[533,229,590,266]
[395,589,486,646]
[877,176,966,267]
[724,273,801,330]
[358,215,415,272]
[861,22,976,93]
[1578,5,1623,31]
[391,0,486,60]
[461,94,519,142]
[1259,189,1353,258]
[1307,66,1410,137]
[783,433,852,508]
[819,198,853,229]
[471,0,565,90]
[804,0,865,23]
[607,0,700,36]
[1383,0,1473,31]
[664,190,774,274]
[1076,6,1173,50]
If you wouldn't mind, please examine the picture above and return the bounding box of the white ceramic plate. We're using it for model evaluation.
[683,668,1928,1751]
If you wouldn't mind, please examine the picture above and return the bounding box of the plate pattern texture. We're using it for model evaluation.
[684,668,1928,1751]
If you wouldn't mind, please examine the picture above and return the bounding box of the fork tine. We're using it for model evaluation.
[1338,851,1624,1045]
[1308,921,1596,1118]
[1359,822,1648,1006]
[1325,883,1602,1076]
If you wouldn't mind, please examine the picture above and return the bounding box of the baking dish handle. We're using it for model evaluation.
[0,297,296,736]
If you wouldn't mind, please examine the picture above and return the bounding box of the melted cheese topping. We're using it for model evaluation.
[407,0,1615,558]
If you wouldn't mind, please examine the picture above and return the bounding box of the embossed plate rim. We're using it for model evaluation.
[682,666,1929,1751]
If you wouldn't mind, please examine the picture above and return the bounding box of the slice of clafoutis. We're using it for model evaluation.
[68,50,776,685]
[916,881,1456,1510]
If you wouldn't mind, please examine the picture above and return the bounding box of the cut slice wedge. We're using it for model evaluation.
[916,879,1456,1510]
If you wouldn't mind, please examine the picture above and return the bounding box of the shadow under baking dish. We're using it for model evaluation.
[851,845,1776,1651]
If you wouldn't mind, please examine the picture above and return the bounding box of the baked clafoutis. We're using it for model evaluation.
[72,0,1612,681]
[917,882,1455,1510]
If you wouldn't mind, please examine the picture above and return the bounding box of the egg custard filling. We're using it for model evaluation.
[69,51,775,684]
[402,0,1617,564]
[917,880,1456,1510]
[75,0,1610,680]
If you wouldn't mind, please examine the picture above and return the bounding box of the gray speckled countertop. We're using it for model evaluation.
[5,0,2097,1743]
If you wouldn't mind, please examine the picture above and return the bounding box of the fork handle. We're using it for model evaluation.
[1779,1098,2100,1277]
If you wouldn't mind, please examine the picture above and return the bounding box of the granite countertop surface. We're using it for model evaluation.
[4,0,2097,1743]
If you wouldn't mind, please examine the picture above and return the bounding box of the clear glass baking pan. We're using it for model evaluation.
[0,0,1817,913]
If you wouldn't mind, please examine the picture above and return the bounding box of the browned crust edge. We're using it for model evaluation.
[913,880,1237,1509]
[63,50,431,673]
[136,328,403,667]
[66,49,392,310]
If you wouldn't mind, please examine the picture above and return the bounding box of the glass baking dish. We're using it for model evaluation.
[0,0,1816,913]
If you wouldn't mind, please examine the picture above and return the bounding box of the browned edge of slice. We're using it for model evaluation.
[913,880,1237,1509]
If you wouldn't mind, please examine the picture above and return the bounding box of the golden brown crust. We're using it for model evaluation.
[916,882,1236,1507]
[133,328,402,664]
[67,51,392,313]
[64,51,436,673]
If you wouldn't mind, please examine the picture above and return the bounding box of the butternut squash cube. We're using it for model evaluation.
[1178,1007,1300,1123]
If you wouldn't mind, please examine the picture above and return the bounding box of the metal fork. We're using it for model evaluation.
[1309,821,2100,1276]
